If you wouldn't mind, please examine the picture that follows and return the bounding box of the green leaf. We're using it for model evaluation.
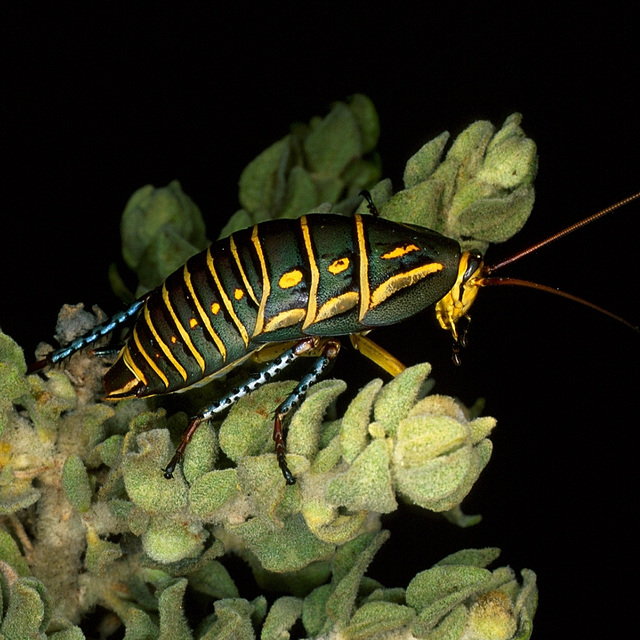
[326,440,397,513]
[120,180,208,293]
[188,560,240,600]
[260,596,303,640]
[340,379,383,464]
[231,514,334,573]
[62,454,92,513]
[123,428,189,514]
[189,469,239,519]
[373,363,432,435]
[0,529,30,576]
[199,598,256,640]
[324,531,390,628]
[343,601,416,639]
[287,379,347,460]
[157,579,193,640]
[0,576,49,638]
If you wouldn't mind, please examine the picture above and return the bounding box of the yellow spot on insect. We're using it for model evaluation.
[189,318,198,329]
[381,243,420,259]
[211,302,221,315]
[328,257,349,275]
[170,336,178,344]
[279,269,303,289]
[234,288,244,301]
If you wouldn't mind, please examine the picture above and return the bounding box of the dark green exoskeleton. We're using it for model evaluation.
[29,191,639,483]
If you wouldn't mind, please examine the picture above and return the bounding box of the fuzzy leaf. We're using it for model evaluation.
[373,363,432,435]
[466,589,517,640]
[343,601,416,639]
[62,454,92,513]
[304,102,362,176]
[287,379,347,460]
[219,381,296,463]
[120,605,159,639]
[49,627,87,639]
[436,547,501,568]
[142,515,206,564]
[231,514,334,573]
[239,137,291,216]
[324,531,390,628]
[381,114,537,254]
[188,560,240,600]
[120,180,208,293]
[403,131,450,189]
[157,579,192,640]
[303,507,368,545]
[123,429,189,514]
[0,529,30,576]
[326,439,396,513]
[0,576,49,638]
[85,526,123,574]
[261,596,303,640]
[182,422,218,485]
[189,469,239,519]
[200,598,256,640]
[340,378,383,463]
[236,454,295,519]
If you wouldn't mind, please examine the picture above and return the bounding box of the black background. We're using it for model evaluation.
[3,5,638,638]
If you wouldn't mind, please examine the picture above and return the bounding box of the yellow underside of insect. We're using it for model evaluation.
[253,333,407,377]
[435,251,484,342]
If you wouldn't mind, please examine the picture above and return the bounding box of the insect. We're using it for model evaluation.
[28,190,639,484]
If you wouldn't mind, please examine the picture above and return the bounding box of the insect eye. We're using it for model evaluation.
[462,251,483,283]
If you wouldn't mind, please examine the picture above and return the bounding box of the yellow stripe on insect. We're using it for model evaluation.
[183,264,227,361]
[264,308,306,332]
[206,248,250,347]
[144,302,188,381]
[355,215,370,322]
[229,234,259,306]
[123,344,147,385]
[105,344,146,397]
[251,225,270,338]
[133,325,170,388]
[370,263,444,309]
[301,216,320,330]
[315,291,359,323]
[162,282,206,373]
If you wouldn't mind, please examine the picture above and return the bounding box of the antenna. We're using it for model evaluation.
[484,192,640,275]
[477,191,640,332]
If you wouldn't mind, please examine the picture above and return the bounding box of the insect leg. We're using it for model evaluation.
[349,333,406,376]
[359,189,380,217]
[162,337,323,480]
[27,298,147,373]
[273,338,341,484]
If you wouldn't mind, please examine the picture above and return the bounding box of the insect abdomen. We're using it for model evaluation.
[104,244,259,397]
[103,213,461,398]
